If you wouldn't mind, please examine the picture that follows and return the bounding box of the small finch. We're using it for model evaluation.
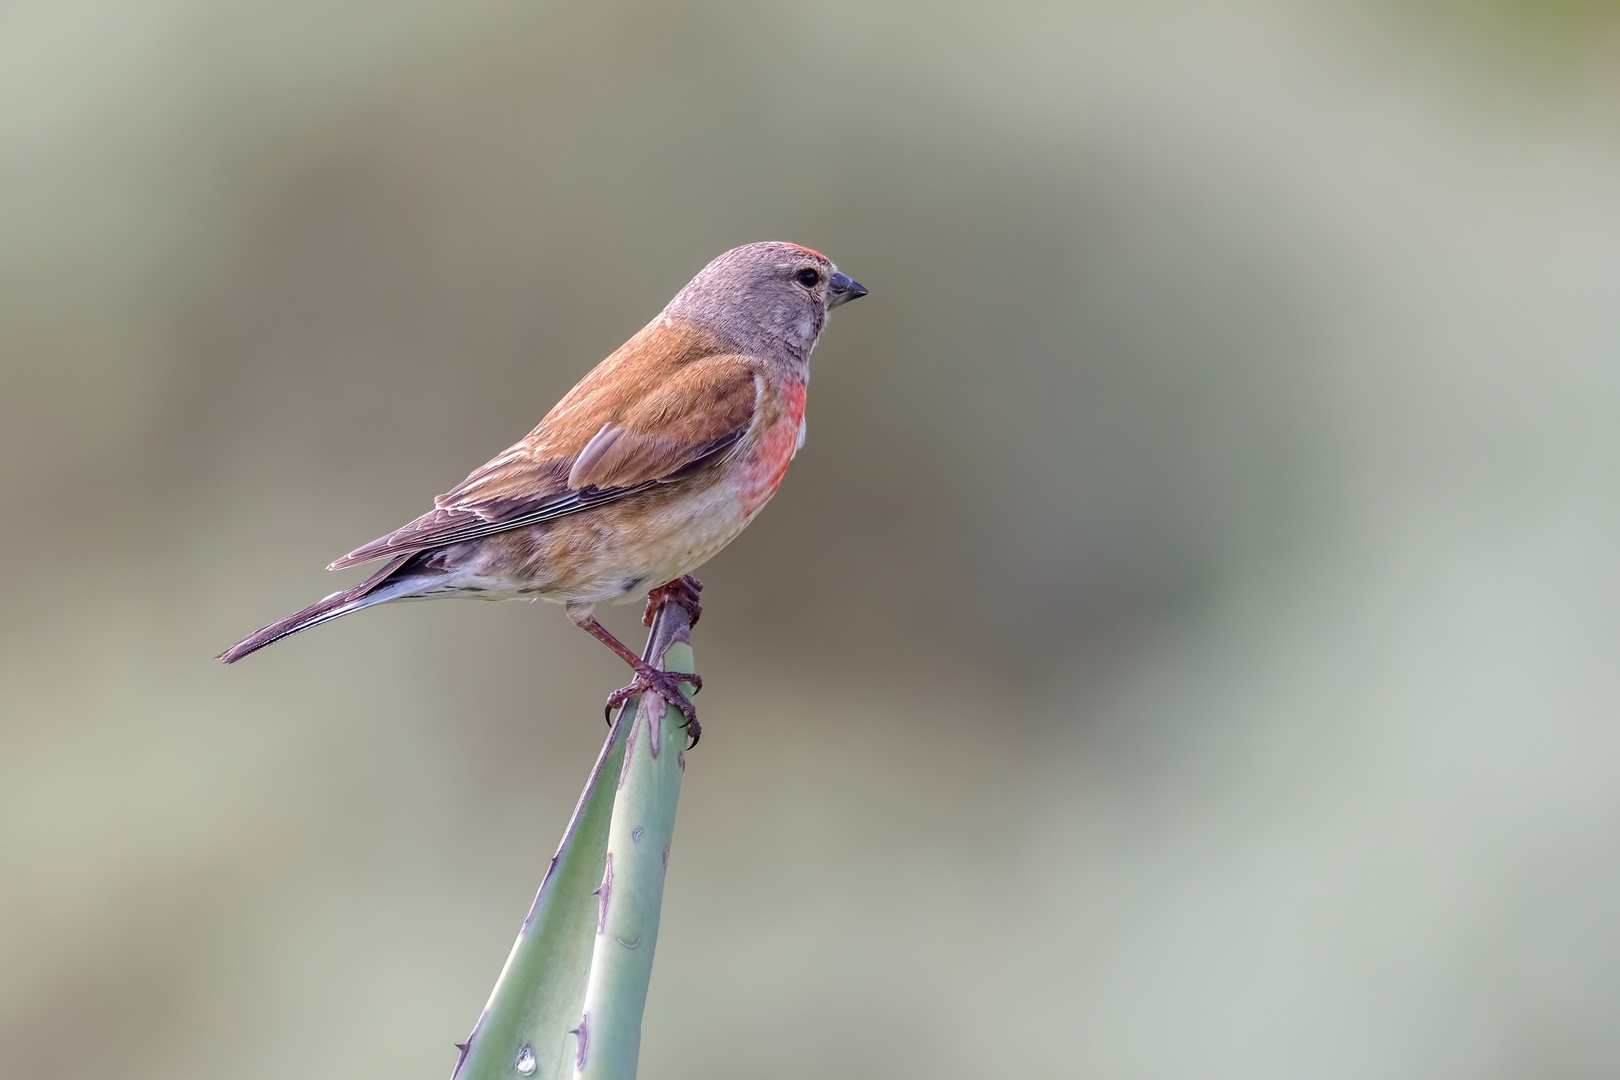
[221,241,866,730]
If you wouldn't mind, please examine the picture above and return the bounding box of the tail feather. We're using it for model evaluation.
[220,554,417,663]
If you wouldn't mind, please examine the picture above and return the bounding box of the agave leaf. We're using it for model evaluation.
[451,603,695,1080]
[573,644,694,1079]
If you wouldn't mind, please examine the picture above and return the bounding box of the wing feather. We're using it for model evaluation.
[329,348,759,570]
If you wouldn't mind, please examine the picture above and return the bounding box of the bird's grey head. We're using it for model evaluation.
[663,241,867,359]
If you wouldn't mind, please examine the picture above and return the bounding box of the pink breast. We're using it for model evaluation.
[736,380,807,516]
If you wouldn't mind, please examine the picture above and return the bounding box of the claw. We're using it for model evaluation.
[603,663,701,741]
[599,660,701,746]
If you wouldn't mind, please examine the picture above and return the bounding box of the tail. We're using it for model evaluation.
[219,553,419,663]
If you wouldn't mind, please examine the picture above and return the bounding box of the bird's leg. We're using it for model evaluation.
[574,613,702,735]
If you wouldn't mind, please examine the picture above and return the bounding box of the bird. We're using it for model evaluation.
[221,241,867,735]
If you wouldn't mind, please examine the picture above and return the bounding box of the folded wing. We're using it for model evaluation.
[329,353,759,570]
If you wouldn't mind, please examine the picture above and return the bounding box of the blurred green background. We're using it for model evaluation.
[4,1,1620,1077]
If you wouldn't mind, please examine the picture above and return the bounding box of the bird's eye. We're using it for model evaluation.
[796,268,820,287]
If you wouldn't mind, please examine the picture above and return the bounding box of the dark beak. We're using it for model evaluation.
[827,271,868,308]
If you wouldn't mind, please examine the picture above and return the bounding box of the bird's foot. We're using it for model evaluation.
[642,574,703,628]
[603,662,703,746]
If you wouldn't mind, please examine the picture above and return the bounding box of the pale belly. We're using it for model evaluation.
[579,482,765,605]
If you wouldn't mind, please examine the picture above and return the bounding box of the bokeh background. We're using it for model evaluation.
[4,1,1620,1077]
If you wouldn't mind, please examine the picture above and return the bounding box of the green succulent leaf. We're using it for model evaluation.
[453,617,694,1080]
